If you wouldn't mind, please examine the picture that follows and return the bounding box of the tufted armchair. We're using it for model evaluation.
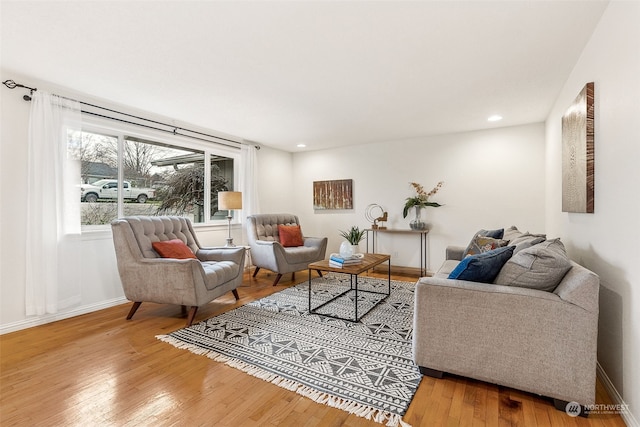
[111,216,245,326]
[247,214,328,286]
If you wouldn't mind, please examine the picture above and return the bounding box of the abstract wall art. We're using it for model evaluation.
[562,82,595,213]
[313,179,353,210]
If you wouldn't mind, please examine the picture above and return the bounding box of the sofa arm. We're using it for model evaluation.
[446,245,465,261]
[197,246,245,264]
[303,236,327,248]
[248,240,282,271]
[303,236,328,259]
[413,276,598,405]
[118,257,204,305]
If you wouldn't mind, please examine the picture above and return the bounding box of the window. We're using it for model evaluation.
[77,124,239,229]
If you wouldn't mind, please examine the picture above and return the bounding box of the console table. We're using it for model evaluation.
[365,228,429,276]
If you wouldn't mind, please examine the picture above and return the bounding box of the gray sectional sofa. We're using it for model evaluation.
[412,226,600,414]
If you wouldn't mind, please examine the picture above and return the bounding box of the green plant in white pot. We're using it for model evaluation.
[339,226,366,256]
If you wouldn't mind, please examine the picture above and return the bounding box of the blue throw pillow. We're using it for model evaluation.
[448,246,515,283]
[483,228,505,239]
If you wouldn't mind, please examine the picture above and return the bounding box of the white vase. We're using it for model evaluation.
[351,244,360,255]
[339,241,354,258]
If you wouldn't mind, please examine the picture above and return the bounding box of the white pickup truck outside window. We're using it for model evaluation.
[78,126,238,229]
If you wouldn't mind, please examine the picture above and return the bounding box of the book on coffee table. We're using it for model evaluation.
[329,253,363,267]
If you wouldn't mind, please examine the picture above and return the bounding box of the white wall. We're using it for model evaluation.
[1,72,544,329]
[0,71,292,333]
[292,123,546,271]
[545,1,639,423]
[254,146,295,214]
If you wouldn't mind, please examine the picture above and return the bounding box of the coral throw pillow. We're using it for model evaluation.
[152,239,197,259]
[278,225,304,247]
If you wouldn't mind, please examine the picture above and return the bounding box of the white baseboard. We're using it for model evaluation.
[597,362,638,427]
[0,297,128,335]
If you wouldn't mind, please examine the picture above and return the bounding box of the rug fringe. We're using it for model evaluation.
[156,334,412,427]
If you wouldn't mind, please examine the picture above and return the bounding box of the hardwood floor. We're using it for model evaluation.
[0,270,626,427]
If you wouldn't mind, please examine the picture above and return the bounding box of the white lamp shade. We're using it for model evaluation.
[218,191,243,210]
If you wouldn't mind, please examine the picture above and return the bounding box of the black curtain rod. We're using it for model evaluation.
[2,79,255,150]
[2,79,36,101]
[81,110,241,147]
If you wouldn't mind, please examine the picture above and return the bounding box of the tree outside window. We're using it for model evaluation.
[77,130,235,227]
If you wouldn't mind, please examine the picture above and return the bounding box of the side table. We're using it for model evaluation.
[365,228,429,276]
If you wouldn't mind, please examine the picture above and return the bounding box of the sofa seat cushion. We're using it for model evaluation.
[282,245,322,263]
[494,239,572,292]
[448,246,515,283]
[201,261,240,290]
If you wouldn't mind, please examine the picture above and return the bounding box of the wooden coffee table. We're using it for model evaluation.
[307,253,391,322]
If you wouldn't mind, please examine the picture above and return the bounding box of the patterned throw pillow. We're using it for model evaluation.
[463,228,506,257]
[475,236,508,253]
[278,225,304,247]
[152,239,197,259]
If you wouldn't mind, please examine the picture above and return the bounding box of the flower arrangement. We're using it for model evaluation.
[402,181,444,218]
[339,226,366,245]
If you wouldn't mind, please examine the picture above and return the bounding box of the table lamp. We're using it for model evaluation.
[218,191,242,247]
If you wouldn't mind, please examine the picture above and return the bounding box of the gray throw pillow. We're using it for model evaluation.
[508,233,546,254]
[494,238,572,292]
[503,226,524,242]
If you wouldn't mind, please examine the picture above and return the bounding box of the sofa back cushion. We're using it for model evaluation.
[494,239,572,292]
[247,214,300,242]
[508,233,546,254]
[125,216,199,258]
[503,226,547,254]
[502,225,524,242]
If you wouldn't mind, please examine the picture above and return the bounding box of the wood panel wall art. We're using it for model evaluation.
[313,179,353,210]
[562,82,595,213]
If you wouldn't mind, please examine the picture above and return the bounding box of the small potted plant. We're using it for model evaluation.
[339,226,366,255]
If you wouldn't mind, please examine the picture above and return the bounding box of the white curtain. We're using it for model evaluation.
[240,144,260,217]
[26,91,83,316]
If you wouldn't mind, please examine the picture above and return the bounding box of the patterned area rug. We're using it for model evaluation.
[157,274,422,427]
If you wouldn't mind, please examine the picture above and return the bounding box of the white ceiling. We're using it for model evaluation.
[1,1,608,152]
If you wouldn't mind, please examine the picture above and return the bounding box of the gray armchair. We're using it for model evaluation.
[247,214,328,286]
[111,216,245,326]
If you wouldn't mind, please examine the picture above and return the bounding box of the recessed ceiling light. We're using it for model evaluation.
[488,115,503,122]
[297,144,307,148]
